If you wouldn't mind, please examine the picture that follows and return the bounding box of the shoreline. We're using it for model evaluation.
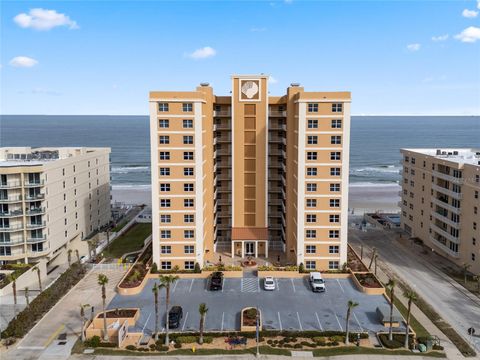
[111,182,401,215]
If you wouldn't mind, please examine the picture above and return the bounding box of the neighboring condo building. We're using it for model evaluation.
[0,147,111,269]
[400,148,480,273]
[149,74,351,271]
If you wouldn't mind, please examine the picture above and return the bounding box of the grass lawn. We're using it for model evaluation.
[103,223,152,259]
[312,346,446,357]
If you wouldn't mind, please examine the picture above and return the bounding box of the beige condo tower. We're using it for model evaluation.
[149,75,351,271]
[400,148,480,273]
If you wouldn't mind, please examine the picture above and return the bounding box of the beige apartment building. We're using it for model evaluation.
[400,148,480,273]
[149,75,351,271]
[0,147,111,269]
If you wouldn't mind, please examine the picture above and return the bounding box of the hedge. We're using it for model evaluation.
[1,263,87,338]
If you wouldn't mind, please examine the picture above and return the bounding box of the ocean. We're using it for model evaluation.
[1,115,479,188]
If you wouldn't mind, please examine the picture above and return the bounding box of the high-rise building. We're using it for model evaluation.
[0,147,111,268]
[149,75,351,271]
[400,148,480,273]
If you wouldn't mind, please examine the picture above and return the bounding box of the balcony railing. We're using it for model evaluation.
[432,184,462,200]
[431,223,460,244]
[0,210,24,218]
[432,170,463,184]
[268,110,287,117]
[213,123,231,131]
[431,210,461,229]
[27,235,47,243]
[27,247,50,257]
[269,124,287,131]
[0,224,24,232]
[26,221,46,229]
[24,193,45,201]
[429,236,460,258]
[432,198,461,214]
[213,110,231,117]
[24,180,45,187]
[0,181,22,189]
[0,238,25,245]
[0,195,23,203]
[26,207,46,215]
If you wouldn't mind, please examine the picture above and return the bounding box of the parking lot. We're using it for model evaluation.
[108,277,405,335]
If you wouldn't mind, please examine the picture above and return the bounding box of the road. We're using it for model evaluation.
[349,226,480,354]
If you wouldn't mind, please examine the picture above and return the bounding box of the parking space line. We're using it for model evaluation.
[221,312,224,331]
[189,279,194,292]
[275,278,280,291]
[315,312,323,331]
[257,278,260,292]
[172,280,179,293]
[291,278,296,292]
[181,312,189,331]
[222,278,225,292]
[296,312,303,331]
[334,312,343,331]
[336,279,345,293]
[277,312,283,331]
[353,311,364,332]
[142,312,152,333]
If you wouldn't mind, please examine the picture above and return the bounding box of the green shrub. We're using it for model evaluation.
[149,344,156,350]
[298,263,305,273]
[433,344,444,351]
[267,339,273,345]
[155,344,169,352]
[126,345,136,351]
[194,262,201,273]
[294,343,302,349]
[329,335,344,343]
[176,335,197,344]
[84,336,101,348]
[202,336,213,344]
[173,342,182,349]
[331,341,339,346]
[150,263,158,273]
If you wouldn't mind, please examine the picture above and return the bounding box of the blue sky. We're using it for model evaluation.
[1,0,479,115]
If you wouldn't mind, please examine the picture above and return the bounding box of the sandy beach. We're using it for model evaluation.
[112,182,401,215]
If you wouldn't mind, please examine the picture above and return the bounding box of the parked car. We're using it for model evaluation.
[168,306,183,329]
[80,255,88,264]
[209,271,224,290]
[309,272,326,292]
[263,276,276,291]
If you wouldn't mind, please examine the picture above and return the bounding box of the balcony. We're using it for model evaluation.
[430,223,460,244]
[216,161,232,168]
[213,123,231,131]
[25,193,45,201]
[269,198,284,206]
[24,180,45,187]
[0,181,22,189]
[432,184,462,200]
[269,124,287,131]
[432,170,463,184]
[27,236,47,243]
[213,110,231,117]
[27,247,50,257]
[0,195,23,203]
[431,210,461,229]
[0,209,24,218]
[432,198,461,214]
[26,221,46,230]
[0,238,25,245]
[429,236,460,258]
[268,110,287,117]
[26,207,46,216]
[268,136,286,143]
[216,136,232,143]
[0,224,24,232]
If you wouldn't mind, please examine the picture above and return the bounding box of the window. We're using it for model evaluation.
[183,136,194,145]
[306,183,317,192]
[184,230,194,238]
[331,136,342,145]
[306,214,317,223]
[330,168,341,176]
[161,261,172,270]
[159,136,170,144]
[160,245,172,254]
[306,245,316,254]
[160,215,171,223]
[160,199,171,207]
[308,103,318,113]
[306,230,316,238]
[182,103,193,112]
[160,168,170,176]
[158,103,169,112]
[183,119,193,128]
[307,119,318,129]
[331,119,342,128]
[330,152,341,161]
[307,168,317,176]
[330,199,340,207]
[184,152,194,160]
[184,245,194,254]
[306,261,316,270]
[472,253,476,261]
[184,167,194,176]
[184,199,194,207]
[160,183,170,192]
[307,152,317,160]
[307,136,318,145]
[332,103,343,113]
[476,191,479,199]
[329,230,340,238]
[329,261,339,270]
[184,261,195,270]
[330,183,341,192]
[184,183,194,192]
[160,231,171,239]
[159,119,169,128]
[306,199,317,207]
[184,214,194,223]
[329,214,340,223]
[159,152,170,160]
[329,245,339,254]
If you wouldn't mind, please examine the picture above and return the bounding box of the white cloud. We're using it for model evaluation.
[455,26,480,43]
[406,43,421,52]
[187,46,216,59]
[478,0,480,9]
[269,76,278,84]
[9,56,38,67]
[431,34,449,42]
[13,8,78,31]
[462,9,478,18]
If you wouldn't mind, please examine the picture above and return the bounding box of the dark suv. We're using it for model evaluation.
[168,306,183,329]
[209,271,224,290]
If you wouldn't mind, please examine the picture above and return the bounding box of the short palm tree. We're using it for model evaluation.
[24,287,30,306]
[80,304,91,341]
[75,249,80,263]
[33,266,42,292]
[9,273,17,305]
[474,275,480,292]
[97,274,109,341]
[404,290,417,349]
[368,247,377,270]
[386,278,396,341]
[345,300,359,345]
[67,249,72,266]
[152,283,160,341]
[462,263,471,285]
[159,274,179,346]
[198,303,208,344]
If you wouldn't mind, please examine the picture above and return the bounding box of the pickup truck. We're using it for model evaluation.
[309,272,326,292]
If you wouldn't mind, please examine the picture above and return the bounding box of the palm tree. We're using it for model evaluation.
[88,239,99,260]
[67,249,72,266]
[159,274,179,346]
[345,300,359,345]
[404,290,417,349]
[368,247,377,270]
[198,303,208,345]
[474,275,480,293]
[8,273,17,305]
[386,278,396,341]
[152,283,159,341]
[462,263,471,285]
[24,287,30,306]
[80,304,91,342]
[33,266,42,292]
[75,249,80,264]
[97,274,109,341]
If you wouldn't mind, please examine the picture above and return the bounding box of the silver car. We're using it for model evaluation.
[263,276,276,291]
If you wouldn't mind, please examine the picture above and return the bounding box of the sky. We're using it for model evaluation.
[1,0,479,115]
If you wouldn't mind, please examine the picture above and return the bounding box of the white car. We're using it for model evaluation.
[263,277,276,291]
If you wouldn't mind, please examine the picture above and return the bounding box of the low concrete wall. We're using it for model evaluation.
[86,308,140,342]
[0,258,47,296]
[257,271,350,279]
[240,307,261,332]
[117,268,151,296]
[351,271,385,295]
